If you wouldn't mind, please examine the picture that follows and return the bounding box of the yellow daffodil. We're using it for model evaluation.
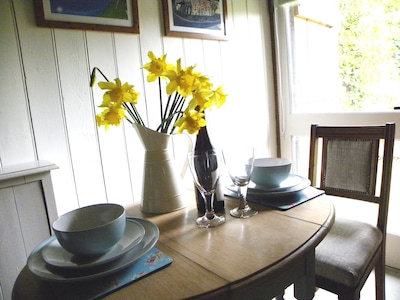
[189,89,214,111]
[91,51,227,134]
[209,86,228,108]
[96,105,126,130]
[98,78,139,106]
[142,51,174,82]
[174,109,206,135]
[165,59,202,97]
[197,75,213,90]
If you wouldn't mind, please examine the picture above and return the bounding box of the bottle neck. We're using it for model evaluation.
[194,126,214,154]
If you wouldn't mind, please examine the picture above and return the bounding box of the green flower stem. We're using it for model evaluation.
[169,99,185,134]
[163,94,173,122]
[158,77,163,128]
[96,68,109,82]
[158,113,179,134]
[124,103,145,126]
[165,94,178,130]
[164,94,182,133]
[157,92,185,133]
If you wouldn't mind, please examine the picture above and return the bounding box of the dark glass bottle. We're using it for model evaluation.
[194,125,225,213]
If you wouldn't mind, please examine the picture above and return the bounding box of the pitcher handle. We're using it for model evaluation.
[172,133,193,178]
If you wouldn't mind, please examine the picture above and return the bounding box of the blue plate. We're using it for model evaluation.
[28,218,159,282]
[226,174,310,196]
[42,219,145,269]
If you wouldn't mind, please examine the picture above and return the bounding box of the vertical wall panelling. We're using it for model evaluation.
[219,0,249,146]
[0,0,36,165]
[258,0,277,155]
[162,38,185,64]
[202,40,224,84]
[54,29,107,207]
[218,0,273,154]
[183,39,205,69]
[87,31,134,207]
[245,0,274,154]
[13,1,78,215]
[201,39,226,149]
[137,0,165,129]
[114,34,145,202]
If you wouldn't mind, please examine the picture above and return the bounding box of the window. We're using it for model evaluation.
[271,0,400,267]
[292,0,400,113]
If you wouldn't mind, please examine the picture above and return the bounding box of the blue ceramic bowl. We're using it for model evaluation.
[53,203,126,256]
[251,158,291,188]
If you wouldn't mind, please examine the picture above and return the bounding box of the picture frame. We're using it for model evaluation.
[34,0,139,34]
[161,0,228,40]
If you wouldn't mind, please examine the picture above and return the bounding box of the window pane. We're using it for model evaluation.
[293,0,400,113]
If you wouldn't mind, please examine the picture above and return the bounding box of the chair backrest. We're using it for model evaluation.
[308,123,395,234]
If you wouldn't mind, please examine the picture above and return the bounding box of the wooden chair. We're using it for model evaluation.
[309,123,395,300]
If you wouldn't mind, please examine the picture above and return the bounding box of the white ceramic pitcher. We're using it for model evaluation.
[134,123,192,214]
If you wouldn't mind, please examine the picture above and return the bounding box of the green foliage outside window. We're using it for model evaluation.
[339,0,400,111]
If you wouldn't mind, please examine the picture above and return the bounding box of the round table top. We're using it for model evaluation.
[13,190,334,300]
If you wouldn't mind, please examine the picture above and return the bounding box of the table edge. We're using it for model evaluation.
[225,201,335,297]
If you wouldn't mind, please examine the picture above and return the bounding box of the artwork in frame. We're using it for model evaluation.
[162,0,228,40]
[34,0,139,34]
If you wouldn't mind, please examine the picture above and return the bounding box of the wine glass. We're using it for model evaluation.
[223,147,258,218]
[187,151,226,228]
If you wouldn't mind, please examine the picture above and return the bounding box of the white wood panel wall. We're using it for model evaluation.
[0,0,275,217]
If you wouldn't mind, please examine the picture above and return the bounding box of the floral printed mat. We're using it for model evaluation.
[47,247,173,299]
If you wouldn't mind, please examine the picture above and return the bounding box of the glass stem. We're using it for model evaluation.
[204,193,216,220]
[238,185,249,209]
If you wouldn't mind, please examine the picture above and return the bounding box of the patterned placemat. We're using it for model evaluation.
[45,247,173,300]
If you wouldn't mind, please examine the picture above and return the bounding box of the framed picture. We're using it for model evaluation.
[34,0,139,34]
[162,0,228,40]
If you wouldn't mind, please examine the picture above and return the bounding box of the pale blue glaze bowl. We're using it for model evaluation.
[53,203,126,256]
[251,158,291,188]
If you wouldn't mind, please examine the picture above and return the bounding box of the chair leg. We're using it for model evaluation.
[375,258,385,300]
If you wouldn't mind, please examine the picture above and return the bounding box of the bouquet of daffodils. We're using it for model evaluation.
[90,51,227,135]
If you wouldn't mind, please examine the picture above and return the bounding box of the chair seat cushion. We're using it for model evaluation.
[315,218,382,287]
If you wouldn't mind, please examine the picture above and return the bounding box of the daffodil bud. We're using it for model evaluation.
[89,68,97,87]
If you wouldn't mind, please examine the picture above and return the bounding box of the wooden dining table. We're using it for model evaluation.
[13,190,334,300]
